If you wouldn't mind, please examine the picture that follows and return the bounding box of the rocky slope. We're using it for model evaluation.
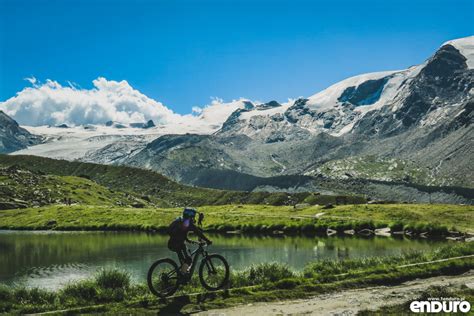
[123,36,473,195]
[0,111,41,153]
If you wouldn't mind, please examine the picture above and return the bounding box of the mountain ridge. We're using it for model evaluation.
[121,36,473,193]
[2,36,473,202]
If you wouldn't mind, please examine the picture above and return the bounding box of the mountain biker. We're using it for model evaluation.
[167,207,212,273]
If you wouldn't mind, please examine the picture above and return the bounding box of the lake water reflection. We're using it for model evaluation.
[0,230,447,290]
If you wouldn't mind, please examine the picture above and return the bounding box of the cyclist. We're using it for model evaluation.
[167,207,212,273]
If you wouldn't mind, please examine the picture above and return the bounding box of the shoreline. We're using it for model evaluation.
[1,203,472,241]
[0,225,469,241]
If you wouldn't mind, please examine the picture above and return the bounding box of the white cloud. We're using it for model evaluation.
[1,77,180,127]
[191,106,203,115]
[24,76,37,86]
[0,77,253,132]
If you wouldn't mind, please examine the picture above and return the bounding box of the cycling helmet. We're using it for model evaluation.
[183,207,197,219]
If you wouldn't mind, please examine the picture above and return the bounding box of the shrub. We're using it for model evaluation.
[10,287,56,306]
[0,285,12,302]
[95,269,130,290]
[232,263,296,287]
[61,280,97,303]
[97,288,126,302]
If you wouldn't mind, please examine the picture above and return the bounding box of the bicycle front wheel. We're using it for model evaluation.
[199,254,230,291]
[147,258,180,297]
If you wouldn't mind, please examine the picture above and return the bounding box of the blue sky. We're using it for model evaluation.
[0,0,473,114]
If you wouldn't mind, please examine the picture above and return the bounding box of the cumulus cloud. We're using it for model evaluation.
[1,77,181,126]
[0,77,254,133]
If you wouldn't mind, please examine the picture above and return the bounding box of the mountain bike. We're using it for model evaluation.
[147,240,230,297]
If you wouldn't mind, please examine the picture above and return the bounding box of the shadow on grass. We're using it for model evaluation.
[156,296,192,316]
[156,291,229,315]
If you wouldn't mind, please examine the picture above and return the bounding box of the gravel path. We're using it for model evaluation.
[195,271,474,316]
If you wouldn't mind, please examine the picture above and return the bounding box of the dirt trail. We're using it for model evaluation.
[195,271,474,316]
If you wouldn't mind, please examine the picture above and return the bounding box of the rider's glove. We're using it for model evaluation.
[206,240,213,245]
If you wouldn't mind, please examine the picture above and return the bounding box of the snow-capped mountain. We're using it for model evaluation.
[217,69,415,140]
[124,36,474,192]
[215,36,472,142]
[2,36,473,202]
[218,37,472,142]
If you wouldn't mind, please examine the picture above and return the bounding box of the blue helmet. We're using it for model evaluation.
[183,207,197,219]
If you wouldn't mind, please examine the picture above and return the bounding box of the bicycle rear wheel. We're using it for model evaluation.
[199,254,230,291]
[147,258,180,297]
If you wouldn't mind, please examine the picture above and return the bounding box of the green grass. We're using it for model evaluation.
[0,154,366,208]
[1,243,473,314]
[322,204,474,233]
[1,203,472,236]
[0,269,134,314]
[0,166,151,209]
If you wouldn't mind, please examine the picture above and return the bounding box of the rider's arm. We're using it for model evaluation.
[191,223,211,244]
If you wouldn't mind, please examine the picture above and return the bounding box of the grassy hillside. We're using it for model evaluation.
[0,165,150,209]
[1,203,472,234]
[0,155,365,207]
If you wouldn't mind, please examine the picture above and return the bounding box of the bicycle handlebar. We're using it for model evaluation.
[186,239,208,246]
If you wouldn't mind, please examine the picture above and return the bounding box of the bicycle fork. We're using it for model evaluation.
[204,255,217,274]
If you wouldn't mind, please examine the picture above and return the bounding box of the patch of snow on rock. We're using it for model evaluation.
[444,36,474,69]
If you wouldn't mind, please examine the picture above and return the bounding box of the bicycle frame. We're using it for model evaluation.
[180,243,209,282]
[148,241,228,297]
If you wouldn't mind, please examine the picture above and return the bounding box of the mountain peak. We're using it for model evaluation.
[443,35,474,69]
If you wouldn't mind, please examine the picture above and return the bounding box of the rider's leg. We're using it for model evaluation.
[178,245,191,273]
[183,244,192,266]
[169,238,186,267]
[176,248,185,266]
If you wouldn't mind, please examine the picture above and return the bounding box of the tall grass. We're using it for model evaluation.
[304,243,474,279]
[95,269,130,289]
[232,263,296,287]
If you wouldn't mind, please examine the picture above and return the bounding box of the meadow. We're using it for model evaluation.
[1,203,472,237]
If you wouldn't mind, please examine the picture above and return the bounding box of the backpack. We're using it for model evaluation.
[168,217,183,236]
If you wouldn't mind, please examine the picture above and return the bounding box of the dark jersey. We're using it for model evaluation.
[168,217,209,244]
